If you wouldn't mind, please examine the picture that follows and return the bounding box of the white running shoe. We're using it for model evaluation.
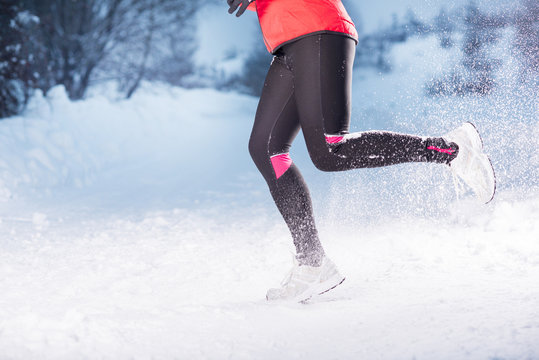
[266,256,345,303]
[444,122,496,204]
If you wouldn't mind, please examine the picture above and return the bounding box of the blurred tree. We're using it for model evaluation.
[15,0,129,100]
[514,0,539,77]
[234,36,272,96]
[426,1,504,97]
[100,0,204,98]
[389,13,407,42]
[0,0,40,118]
[403,9,430,36]
[341,0,363,34]
[434,7,455,48]
[354,10,433,72]
[460,1,502,95]
[1,0,213,103]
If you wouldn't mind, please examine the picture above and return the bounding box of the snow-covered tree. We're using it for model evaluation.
[460,1,504,95]
[1,0,210,102]
[98,0,205,98]
[403,9,430,37]
[426,2,506,97]
[234,38,272,96]
[0,1,40,118]
[514,0,539,77]
[434,7,455,48]
[12,0,131,100]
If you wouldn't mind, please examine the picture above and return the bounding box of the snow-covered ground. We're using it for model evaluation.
[1,189,538,359]
[1,33,538,359]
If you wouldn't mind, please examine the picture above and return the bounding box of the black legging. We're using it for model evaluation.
[249,34,458,266]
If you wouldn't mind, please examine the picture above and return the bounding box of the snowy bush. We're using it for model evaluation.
[0,79,25,119]
[0,81,28,120]
[0,2,40,118]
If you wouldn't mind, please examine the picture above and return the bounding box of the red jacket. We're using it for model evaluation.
[248,0,358,53]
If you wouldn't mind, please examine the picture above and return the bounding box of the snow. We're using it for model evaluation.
[0,84,258,205]
[13,11,40,27]
[0,32,538,358]
[1,191,538,359]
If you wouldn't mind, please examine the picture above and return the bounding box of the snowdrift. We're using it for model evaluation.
[0,84,259,204]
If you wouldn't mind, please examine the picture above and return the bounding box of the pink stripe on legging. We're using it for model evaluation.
[270,153,292,179]
[427,146,455,155]
[325,135,344,144]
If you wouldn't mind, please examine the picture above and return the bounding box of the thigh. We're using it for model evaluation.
[250,56,300,157]
[288,34,355,137]
[319,34,355,135]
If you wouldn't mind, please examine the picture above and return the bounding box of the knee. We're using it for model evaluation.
[249,137,294,180]
[312,160,337,172]
[309,152,339,172]
[248,137,263,162]
[307,136,343,172]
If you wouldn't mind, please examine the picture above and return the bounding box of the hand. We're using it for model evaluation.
[228,0,252,17]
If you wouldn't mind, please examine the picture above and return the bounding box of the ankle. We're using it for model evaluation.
[296,251,324,267]
[425,137,459,164]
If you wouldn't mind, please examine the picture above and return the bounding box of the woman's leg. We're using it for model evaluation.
[285,34,459,171]
[249,55,325,266]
